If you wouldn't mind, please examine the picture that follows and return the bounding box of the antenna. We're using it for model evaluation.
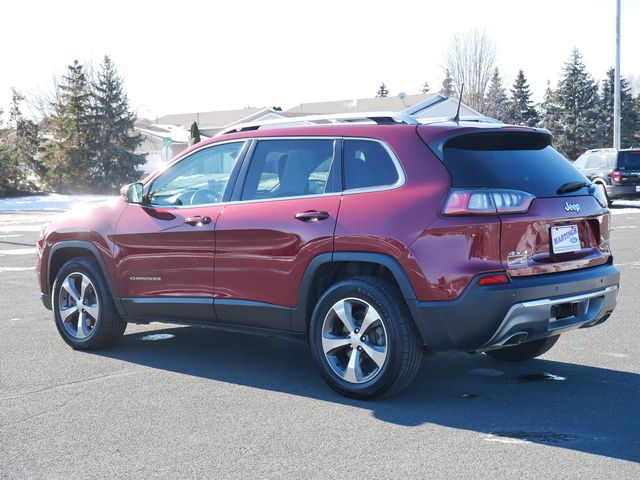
[453,84,464,124]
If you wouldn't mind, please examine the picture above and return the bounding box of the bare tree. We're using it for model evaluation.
[443,28,497,112]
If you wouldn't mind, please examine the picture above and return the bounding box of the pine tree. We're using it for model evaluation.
[8,89,43,190]
[42,60,94,192]
[601,68,640,148]
[376,83,389,97]
[483,68,509,121]
[540,80,559,131]
[421,81,430,94]
[189,121,201,146]
[507,69,539,127]
[0,107,15,195]
[440,70,454,97]
[91,56,144,191]
[542,49,604,160]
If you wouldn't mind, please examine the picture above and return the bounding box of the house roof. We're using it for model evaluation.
[286,93,442,114]
[157,108,266,129]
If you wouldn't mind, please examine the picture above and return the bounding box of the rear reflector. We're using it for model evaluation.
[442,188,535,216]
[478,273,510,286]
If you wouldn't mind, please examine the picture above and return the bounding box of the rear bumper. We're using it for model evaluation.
[408,263,620,352]
[606,184,640,199]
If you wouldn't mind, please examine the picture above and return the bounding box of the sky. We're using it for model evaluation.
[1,0,639,121]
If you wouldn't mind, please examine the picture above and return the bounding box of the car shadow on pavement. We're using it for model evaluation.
[95,325,640,463]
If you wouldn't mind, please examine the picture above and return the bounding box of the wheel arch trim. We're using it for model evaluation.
[47,240,126,316]
[292,251,418,333]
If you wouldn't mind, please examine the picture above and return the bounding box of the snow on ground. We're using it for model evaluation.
[610,200,640,215]
[0,194,117,213]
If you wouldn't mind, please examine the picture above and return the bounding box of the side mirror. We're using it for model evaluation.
[121,182,145,204]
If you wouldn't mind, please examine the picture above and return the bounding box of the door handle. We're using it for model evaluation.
[294,210,330,222]
[185,215,212,226]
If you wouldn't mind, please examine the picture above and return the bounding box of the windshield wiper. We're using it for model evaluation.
[557,181,589,194]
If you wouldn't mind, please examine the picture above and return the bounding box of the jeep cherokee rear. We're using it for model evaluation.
[37,114,620,399]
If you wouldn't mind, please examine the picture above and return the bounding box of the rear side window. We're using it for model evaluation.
[618,151,640,170]
[443,133,588,197]
[241,139,335,200]
[343,140,399,190]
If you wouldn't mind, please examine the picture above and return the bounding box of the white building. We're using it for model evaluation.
[136,94,483,173]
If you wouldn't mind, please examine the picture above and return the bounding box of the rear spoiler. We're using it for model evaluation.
[424,127,553,161]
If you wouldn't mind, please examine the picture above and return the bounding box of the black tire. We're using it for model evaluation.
[52,256,126,350]
[596,182,613,207]
[485,335,560,362]
[308,277,422,399]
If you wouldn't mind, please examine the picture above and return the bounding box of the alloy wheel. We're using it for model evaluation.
[57,272,100,339]
[321,297,388,384]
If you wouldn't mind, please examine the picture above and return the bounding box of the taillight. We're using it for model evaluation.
[610,170,622,184]
[478,273,510,286]
[442,189,535,216]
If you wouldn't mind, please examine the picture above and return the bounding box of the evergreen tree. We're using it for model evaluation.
[91,56,144,191]
[483,68,509,121]
[440,70,454,97]
[421,81,430,94]
[7,89,43,191]
[42,60,94,192]
[507,69,539,126]
[189,121,201,146]
[376,82,389,97]
[540,80,559,130]
[542,49,604,160]
[0,107,15,195]
[601,68,640,148]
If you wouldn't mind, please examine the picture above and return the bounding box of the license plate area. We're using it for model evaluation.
[551,225,580,254]
[635,185,640,192]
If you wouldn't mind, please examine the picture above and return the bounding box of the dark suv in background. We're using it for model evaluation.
[37,113,620,398]
[574,148,640,204]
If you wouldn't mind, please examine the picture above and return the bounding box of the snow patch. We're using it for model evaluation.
[0,248,36,256]
[0,266,36,272]
[0,194,117,213]
[140,333,175,341]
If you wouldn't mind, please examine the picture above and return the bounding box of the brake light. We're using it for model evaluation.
[442,189,535,216]
[478,273,510,286]
[610,170,622,184]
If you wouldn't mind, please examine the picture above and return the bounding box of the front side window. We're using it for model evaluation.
[148,142,244,206]
[343,140,399,190]
[241,139,335,200]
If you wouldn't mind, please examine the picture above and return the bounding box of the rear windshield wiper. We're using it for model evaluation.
[557,181,590,194]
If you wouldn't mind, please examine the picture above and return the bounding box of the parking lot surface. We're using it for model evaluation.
[1,204,639,479]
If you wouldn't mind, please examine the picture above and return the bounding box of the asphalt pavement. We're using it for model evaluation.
[1,205,639,479]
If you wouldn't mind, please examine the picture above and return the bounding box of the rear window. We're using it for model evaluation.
[343,139,399,190]
[443,133,588,197]
[619,151,640,170]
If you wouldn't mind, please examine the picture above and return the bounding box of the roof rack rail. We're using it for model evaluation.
[216,111,420,136]
[418,115,502,125]
[584,147,618,154]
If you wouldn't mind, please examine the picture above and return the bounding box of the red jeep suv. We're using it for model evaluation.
[36,113,620,398]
